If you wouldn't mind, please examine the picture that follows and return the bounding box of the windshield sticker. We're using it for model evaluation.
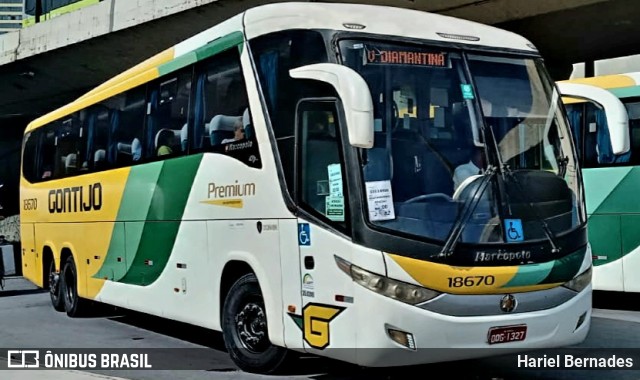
[328,164,343,197]
[461,84,475,99]
[364,45,449,68]
[505,219,524,242]
[365,180,395,221]
[325,196,345,222]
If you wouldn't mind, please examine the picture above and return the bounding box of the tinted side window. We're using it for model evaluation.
[147,67,192,158]
[56,114,87,177]
[250,30,330,189]
[39,126,57,180]
[297,102,348,231]
[192,48,261,167]
[83,106,111,172]
[100,86,147,167]
[22,131,38,183]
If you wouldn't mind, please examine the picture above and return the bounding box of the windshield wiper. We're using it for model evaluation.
[440,166,496,257]
[485,124,561,254]
[500,165,561,253]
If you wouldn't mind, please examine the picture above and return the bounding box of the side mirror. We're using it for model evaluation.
[290,63,374,148]
[557,82,630,155]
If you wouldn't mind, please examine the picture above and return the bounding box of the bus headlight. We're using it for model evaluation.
[562,267,592,293]
[335,255,440,305]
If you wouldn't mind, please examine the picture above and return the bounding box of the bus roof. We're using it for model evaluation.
[26,2,538,133]
[243,2,537,51]
[560,72,640,103]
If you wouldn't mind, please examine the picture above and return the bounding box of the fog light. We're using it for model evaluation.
[386,326,416,350]
[575,311,587,331]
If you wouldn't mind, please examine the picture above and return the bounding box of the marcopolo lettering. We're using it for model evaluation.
[48,183,102,213]
[474,250,531,263]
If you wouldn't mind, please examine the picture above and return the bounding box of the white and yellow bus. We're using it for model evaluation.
[21,2,593,373]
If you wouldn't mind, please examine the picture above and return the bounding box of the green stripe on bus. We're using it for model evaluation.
[118,163,164,221]
[158,51,198,77]
[610,86,640,99]
[540,247,585,284]
[118,154,203,286]
[195,31,244,61]
[93,164,163,281]
[502,261,554,288]
[583,166,633,214]
[93,223,126,281]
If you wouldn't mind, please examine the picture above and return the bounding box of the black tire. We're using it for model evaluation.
[49,259,65,312]
[61,255,89,317]
[222,273,288,374]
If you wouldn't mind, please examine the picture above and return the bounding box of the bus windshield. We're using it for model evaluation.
[339,40,584,245]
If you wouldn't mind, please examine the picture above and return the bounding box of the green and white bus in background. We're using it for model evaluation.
[21,2,594,374]
[560,73,640,293]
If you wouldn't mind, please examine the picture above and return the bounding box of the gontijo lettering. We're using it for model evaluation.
[48,183,102,213]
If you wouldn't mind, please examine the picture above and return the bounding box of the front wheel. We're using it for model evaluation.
[49,260,64,312]
[222,273,288,374]
[61,256,89,317]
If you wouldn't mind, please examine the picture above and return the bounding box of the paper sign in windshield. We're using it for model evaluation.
[328,164,343,197]
[365,180,395,221]
[325,196,345,222]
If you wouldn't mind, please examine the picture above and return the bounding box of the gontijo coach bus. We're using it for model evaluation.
[20,2,593,373]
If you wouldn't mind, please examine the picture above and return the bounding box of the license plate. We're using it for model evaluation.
[487,325,527,345]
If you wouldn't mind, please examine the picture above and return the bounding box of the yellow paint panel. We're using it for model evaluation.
[36,223,110,300]
[562,96,586,105]
[559,74,638,89]
[20,167,131,224]
[389,254,524,295]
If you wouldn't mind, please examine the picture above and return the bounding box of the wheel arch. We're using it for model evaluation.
[218,254,285,347]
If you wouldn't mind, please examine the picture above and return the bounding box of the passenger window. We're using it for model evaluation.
[85,106,110,172]
[56,114,86,177]
[38,126,57,180]
[147,67,192,158]
[192,48,261,167]
[22,131,39,183]
[100,86,147,167]
[251,30,329,191]
[297,100,348,230]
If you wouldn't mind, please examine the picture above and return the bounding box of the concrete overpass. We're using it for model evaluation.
[0,0,637,118]
[0,0,637,219]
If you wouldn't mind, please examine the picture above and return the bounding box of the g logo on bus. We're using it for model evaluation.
[500,294,517,313]
[288,303,345,349]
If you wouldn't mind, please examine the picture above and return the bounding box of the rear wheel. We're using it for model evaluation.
[49,260,64,312]
[61,256,89,317]
[222,273,288,374]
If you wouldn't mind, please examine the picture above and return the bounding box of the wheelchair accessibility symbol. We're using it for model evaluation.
[504,219,524,242]
[298,223,311,246]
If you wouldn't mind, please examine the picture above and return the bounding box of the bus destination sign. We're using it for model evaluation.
[365,46,449,68]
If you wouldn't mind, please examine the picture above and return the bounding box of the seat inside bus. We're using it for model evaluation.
[208,115,241,145]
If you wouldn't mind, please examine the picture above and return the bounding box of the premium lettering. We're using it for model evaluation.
[207,180,256,199]
[48,183,102,213]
